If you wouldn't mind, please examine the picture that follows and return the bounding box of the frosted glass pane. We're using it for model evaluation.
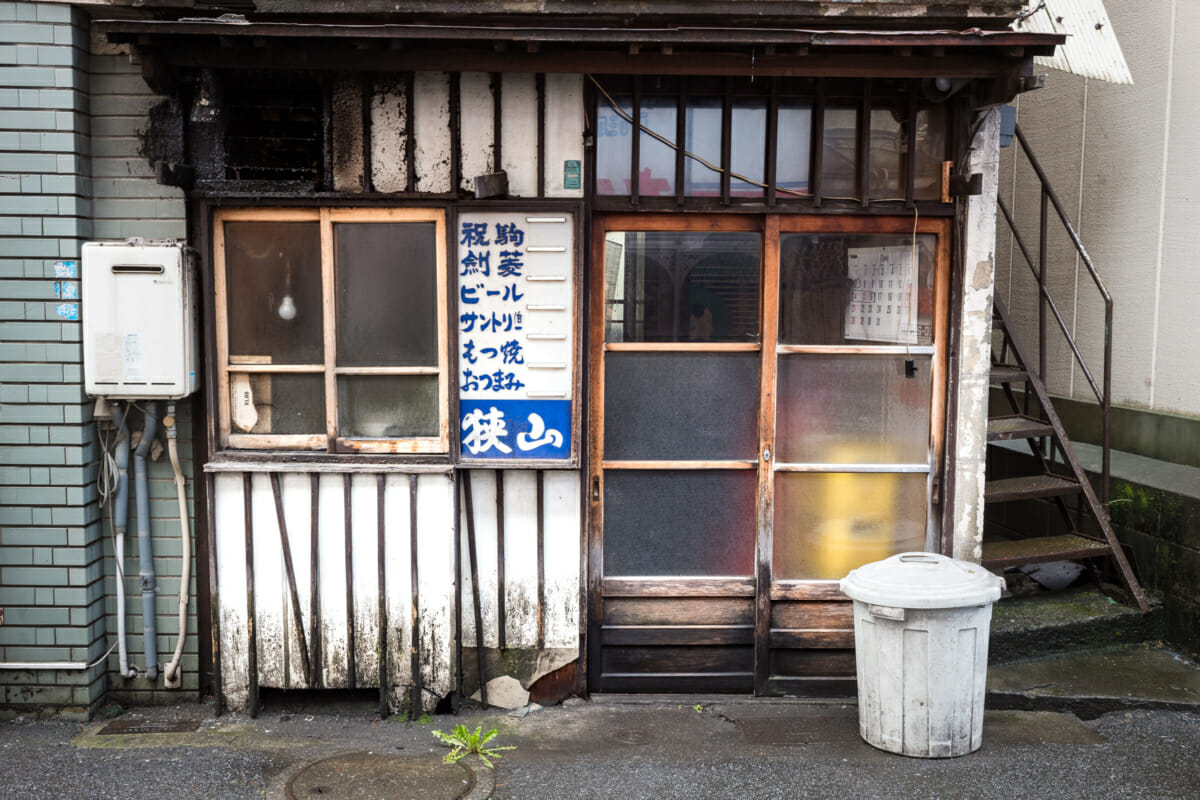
[776,354,931,464]
[225,221,323,365]
[335,222,437,367]
[337,375,438,438]
[229,373,324,435]
[604,470,756,576]
[603,230,760,343]
[596,96,633,195]
[773,472,928,580]
[605,352,758,460]
[777,102,812,196]
[822,106,858,200]
[779,233,936,346]
[731,98,766,197]
[869,107,904,199]
[640,97,677,196]
[684,98,722,196]
[913,105,947,201]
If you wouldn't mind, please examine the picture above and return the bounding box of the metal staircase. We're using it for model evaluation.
[984,123,1150,613]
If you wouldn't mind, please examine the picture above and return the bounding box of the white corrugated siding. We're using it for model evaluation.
[1015,0,1133,84]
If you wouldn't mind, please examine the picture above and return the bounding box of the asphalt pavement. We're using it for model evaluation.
[1,643,1198,800]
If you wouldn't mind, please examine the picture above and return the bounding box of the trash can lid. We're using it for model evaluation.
[839,552,1004,609]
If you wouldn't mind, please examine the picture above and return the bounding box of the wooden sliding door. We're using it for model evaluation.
[588,213,949,694]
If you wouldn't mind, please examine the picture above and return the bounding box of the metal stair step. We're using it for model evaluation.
[985,474,1081,503]
[987,414,1054,442]
[982,534,1112,569]
[991,365,1028,384]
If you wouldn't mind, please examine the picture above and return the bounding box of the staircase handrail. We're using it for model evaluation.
[996,122,1113,506]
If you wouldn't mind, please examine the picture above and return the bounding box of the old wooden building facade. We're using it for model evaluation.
[0,0,1064,716]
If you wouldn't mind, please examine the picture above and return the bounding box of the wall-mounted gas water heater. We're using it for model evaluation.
[82,241,199,399]
[82,240,198,690]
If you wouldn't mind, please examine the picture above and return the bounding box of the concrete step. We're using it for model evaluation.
[989,585,1163,666]
[987,643,1200,719]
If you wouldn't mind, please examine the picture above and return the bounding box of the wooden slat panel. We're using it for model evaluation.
[768,629,856,649]
[597,674,754,693]
[762,676,858,697]
[770,600,854,630]
[602,578,755,597]
[602,645,753,674]
[601,625,754,646]
[769,648,857,677]
[603,597,754,627]
[769,582,848,601]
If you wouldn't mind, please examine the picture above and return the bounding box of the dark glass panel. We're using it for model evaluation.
[229,372,324,435]
[604,470,756,577]
[337,375,439,438]
[225,221,323,365]
[335,222,438,367]
[605,352,758,460]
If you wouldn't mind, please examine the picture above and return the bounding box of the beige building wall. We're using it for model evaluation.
[997,0,1199,420]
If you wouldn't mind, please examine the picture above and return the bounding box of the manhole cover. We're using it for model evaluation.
[736,716,861,745]
[615,728,649,745]
[97,719,201,735]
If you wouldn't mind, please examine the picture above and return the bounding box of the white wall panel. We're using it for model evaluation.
[501,73,539,197]
[371,79,408,193]
[459,72,495,192]
[543,74,585,198]
[414,72,452,193]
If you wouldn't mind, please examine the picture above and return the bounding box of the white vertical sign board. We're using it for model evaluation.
[457,211,575,462]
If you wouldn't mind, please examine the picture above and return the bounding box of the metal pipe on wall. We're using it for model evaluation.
[162,403,191,689]
[134,402,160,681]
[111,403,138,679]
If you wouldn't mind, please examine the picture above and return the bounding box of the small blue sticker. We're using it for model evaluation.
[54,281,79,300]
[54,260,78,278]
[55,303,79,320]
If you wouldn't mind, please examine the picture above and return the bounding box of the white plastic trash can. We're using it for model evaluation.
[840,552,1005,758]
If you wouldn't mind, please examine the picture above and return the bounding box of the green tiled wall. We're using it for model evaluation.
[0,1,193,719]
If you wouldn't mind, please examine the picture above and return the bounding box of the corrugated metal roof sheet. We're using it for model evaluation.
[1013,0,1133,84]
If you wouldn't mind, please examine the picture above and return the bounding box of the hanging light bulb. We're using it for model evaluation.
[277,293,297,320]
[277,252,297,320]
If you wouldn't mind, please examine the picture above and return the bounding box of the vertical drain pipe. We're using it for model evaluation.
[162,403,190,689]
[135,402,160,681]
[110,403,137,679]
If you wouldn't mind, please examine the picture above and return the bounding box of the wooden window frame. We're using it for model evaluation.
[590,76,953,213]
[213,206,450,455]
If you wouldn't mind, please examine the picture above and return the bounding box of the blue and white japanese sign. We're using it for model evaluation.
[457,211,575,462]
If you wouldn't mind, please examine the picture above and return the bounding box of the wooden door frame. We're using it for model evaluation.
[586,211,952,695]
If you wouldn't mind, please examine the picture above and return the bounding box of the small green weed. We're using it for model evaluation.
[431,724,515,768]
